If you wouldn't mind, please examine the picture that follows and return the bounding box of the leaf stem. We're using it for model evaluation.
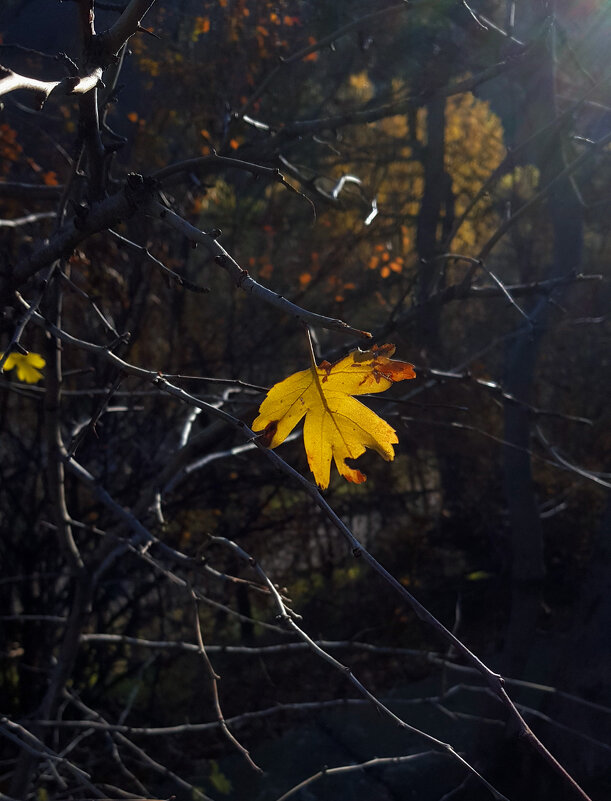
[304,325,318,371]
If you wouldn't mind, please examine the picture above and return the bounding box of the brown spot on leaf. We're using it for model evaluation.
[257,420,278,447]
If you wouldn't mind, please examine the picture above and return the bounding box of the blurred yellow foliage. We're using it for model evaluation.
[328,87,505,281]
[349,71,374,101]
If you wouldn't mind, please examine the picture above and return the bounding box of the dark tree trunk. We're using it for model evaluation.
[501,6,583,675]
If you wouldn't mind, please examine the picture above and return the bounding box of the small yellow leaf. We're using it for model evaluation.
[252,344,415,489]
[209,759,232,795]
[1,351,46,383]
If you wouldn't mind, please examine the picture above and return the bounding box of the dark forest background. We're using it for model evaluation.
[0,1,610,800]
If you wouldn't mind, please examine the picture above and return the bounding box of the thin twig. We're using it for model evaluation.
[191,594,263,773]
[209,536,510,801]
[274,751,440,801]
[535,425,611,488]
[0,719,105,798]
[62,691,215,801]
[108,229,209,293]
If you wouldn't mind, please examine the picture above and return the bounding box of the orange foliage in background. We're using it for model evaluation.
[0,123,23,174]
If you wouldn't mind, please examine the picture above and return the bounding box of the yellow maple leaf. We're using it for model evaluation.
[252,344,415,489]
[1,351,46,383]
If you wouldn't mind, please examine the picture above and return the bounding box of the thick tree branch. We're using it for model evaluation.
[8,179,156,290]
[0,65,102,103]
[94,0,157,61]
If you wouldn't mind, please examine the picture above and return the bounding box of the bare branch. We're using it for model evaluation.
[31,699,367,736]
[153,202,372,338]
[0,718,105,798]
[274,751,441,801]
[80,632,437,660]
[535,425,611,489]
[0,65,102,103]
[430,254,532,326]
[210,536,511,801]
[62,691,216,801]
[0,212,56,228]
